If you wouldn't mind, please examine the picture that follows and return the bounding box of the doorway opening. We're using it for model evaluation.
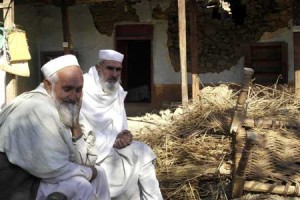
[115,24,153,103]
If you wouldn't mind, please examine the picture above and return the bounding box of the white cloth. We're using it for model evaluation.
[36,165,110,200]
[0,84,110,200]
[81,66,128,163]
[80,66,163,200]
[41,54,80,78]
[99,50,124,62]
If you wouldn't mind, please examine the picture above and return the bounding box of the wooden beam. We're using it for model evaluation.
[61,0,71,54]
[0,2,10,9]
[232,131,258,198]
[189,0,200,100]
[3,0,17,104]
[293,0,300,97]
[244,180,300,196]
[178,0,188,105]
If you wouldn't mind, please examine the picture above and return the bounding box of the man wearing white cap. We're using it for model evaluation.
[80,49,163,199]
[0,54,110,200]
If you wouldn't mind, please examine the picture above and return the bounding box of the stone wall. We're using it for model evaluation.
[88,0,292,74]
[89,0,139,36]
[164,0,292,73]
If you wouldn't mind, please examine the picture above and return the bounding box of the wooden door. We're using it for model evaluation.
[115,24,153,103]
[245,42,288,84]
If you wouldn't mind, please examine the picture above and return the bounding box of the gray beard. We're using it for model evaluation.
[57,102,78,127]
[99,77,121,94]
[51,91,78,127]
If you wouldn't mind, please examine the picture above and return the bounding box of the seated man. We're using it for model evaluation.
[80,49,163,199]
[0,55,110,200]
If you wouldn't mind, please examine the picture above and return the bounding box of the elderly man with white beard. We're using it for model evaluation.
[0,55,110,200]
[80,49,163,200]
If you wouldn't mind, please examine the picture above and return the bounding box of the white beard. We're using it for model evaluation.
[51,90,78,127]
[99,76,121,94]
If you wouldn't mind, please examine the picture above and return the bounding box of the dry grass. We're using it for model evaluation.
[133,83,300,199]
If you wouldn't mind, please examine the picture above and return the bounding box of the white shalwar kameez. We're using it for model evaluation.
[80,66,163,200]
[0,84,110,200]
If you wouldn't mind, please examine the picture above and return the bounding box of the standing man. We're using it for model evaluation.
[0,55,110,200]
[80,49,163,199]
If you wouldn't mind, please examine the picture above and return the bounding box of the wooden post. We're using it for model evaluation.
[244,180,300,196]
[3,0,17,103]
[293,0,300,97]
[178,0,188,105]
[61,0,71,54]
[243,117,300,129]
[189,0,200,100]
[232,130,258,198]
[230,68,254,133]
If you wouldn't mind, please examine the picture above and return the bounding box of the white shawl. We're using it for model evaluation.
[0,84,95,183]
[81,67,159,199]
[81,66,128,162]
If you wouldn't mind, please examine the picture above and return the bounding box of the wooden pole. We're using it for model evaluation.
[230,68,254,133]
[189,0,200,100]
[232,131,258,198]
[3,0,17,104]
[178,0,188,105]
[243,117,300,129]
[293,0,300,97]
[234,127,247,174]
[61,0,71,54]
[244,180,300,196]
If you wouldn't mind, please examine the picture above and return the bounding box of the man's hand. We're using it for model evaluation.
[113,130,133,149]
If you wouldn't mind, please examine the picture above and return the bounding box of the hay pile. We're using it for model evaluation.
[133,84,234,199]
[131,83,300,200]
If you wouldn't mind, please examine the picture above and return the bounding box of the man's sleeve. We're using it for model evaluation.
[2,95,90,183]
[74,114,98,165]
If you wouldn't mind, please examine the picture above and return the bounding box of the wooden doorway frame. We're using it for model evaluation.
[115,24,153,103]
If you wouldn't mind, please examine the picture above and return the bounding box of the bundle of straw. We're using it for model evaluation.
[135,84,235,199]
[133,83,300,199]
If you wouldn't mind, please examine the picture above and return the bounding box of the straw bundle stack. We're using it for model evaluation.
[135,84,235,199]
[133,83,300,200]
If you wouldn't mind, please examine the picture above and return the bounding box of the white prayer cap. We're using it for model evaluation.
[99,49,124,62]
[41,54,80,78]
